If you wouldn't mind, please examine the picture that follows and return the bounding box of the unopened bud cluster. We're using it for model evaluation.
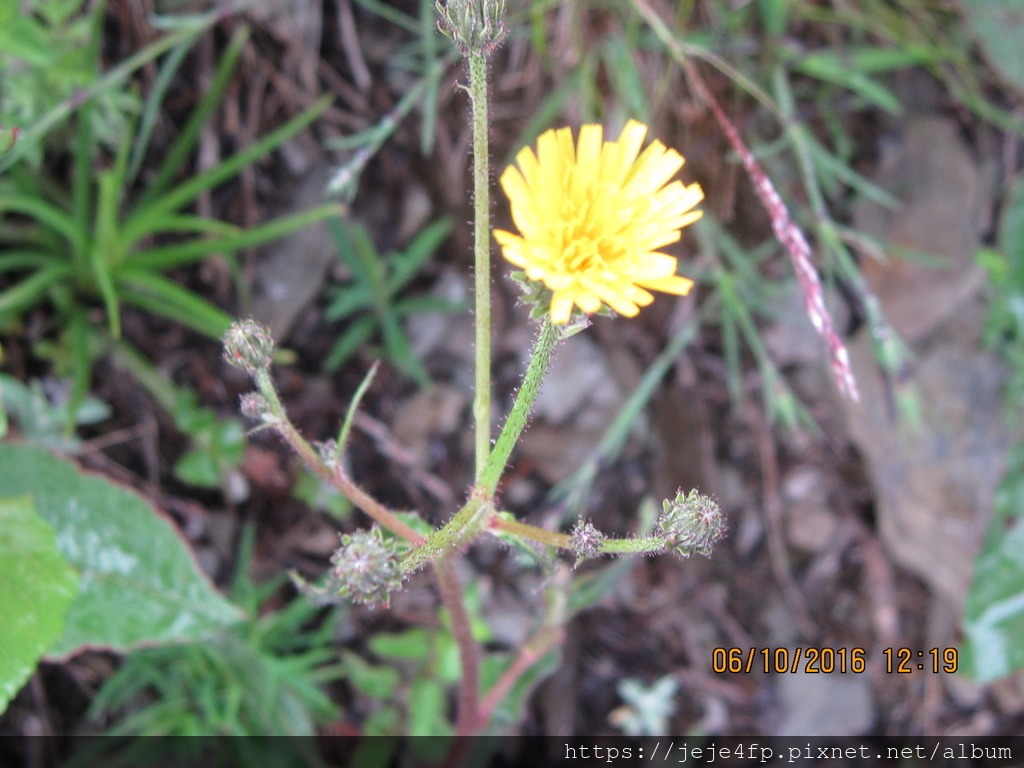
[659,489,725,558]
[223,319,274,375]
[329,527,404,607]
[436,0,506,55]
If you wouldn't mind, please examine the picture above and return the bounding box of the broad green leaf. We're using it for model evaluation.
[0,444,243,658]
[0,251,61,272]
[962,441,1024,682]
[961,0,1024,93]
[0,495,79,714]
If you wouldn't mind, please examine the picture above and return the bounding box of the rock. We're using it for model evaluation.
[776,665,875,736]
[844,111,1008,606]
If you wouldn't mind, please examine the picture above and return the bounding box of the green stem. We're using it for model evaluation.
[488,515,571,548]
[487,514,668,555]
[599,536,667,555]
[401,497,490,574]
[468,50,492,482]
[478,318,559,496]
[253,368,425,545]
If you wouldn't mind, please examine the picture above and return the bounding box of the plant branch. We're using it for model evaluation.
[468,50,492,481]
[253,368,425,545]
[433,557,481,736]
[476,624,563,729]
[478,318,559,496]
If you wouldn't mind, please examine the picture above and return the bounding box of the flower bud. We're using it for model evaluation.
[659,489,725,558]
[436,0,506,55]
[239,392,270,420]
[315,439,339,468]
[329,527,404,607]
[570,518,605,565]
[223,319,274,375]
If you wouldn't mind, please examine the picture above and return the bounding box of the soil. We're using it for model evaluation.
[2,0,1023,748]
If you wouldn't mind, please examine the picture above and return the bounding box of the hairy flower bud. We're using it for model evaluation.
[329,527,404,607]
[659,489,725,558]
[436,0,506,55]
[570,518,605,565]
[315,439,339,468]
[223,319,274,375]
[239,392,270,420]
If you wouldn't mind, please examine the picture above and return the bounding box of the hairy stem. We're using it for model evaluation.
[253,369,425,545]
[468,49,492,481]
[478,318,559,496]
[433,557,480,736]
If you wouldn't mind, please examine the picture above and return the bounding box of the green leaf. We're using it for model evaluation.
[602,35,651,126]
[117,270,234,340]
[0,263,74,318]
[367,628,431,660]
[0,444,243,658]
[794,51,904,114]
[125,36,194,188]
[341,650,399,699]
[129,203,342,271]
[380,310,431,387]
[0,495,79,714]
[385,217,452,297]
[173,419,245,489]
[0,19,214,174]
[137,26,249,208]
[324,315,376,372]
[408,678,451,737]
[0,193,83,253]
[123,94,333,245]
[998,174,1024,284]
[961,0,1024,93]
[324,286,374,321]
[92,173,123,337]
[962,441,1024,682]
[0,375,110,452]
[0,15,56,65]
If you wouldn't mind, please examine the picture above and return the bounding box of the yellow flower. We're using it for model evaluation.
[494,119,704,325]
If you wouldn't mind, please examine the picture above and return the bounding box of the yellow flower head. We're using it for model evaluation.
[494,119,704,325]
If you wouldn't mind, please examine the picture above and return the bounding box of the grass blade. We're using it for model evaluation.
[118,270,234,339]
